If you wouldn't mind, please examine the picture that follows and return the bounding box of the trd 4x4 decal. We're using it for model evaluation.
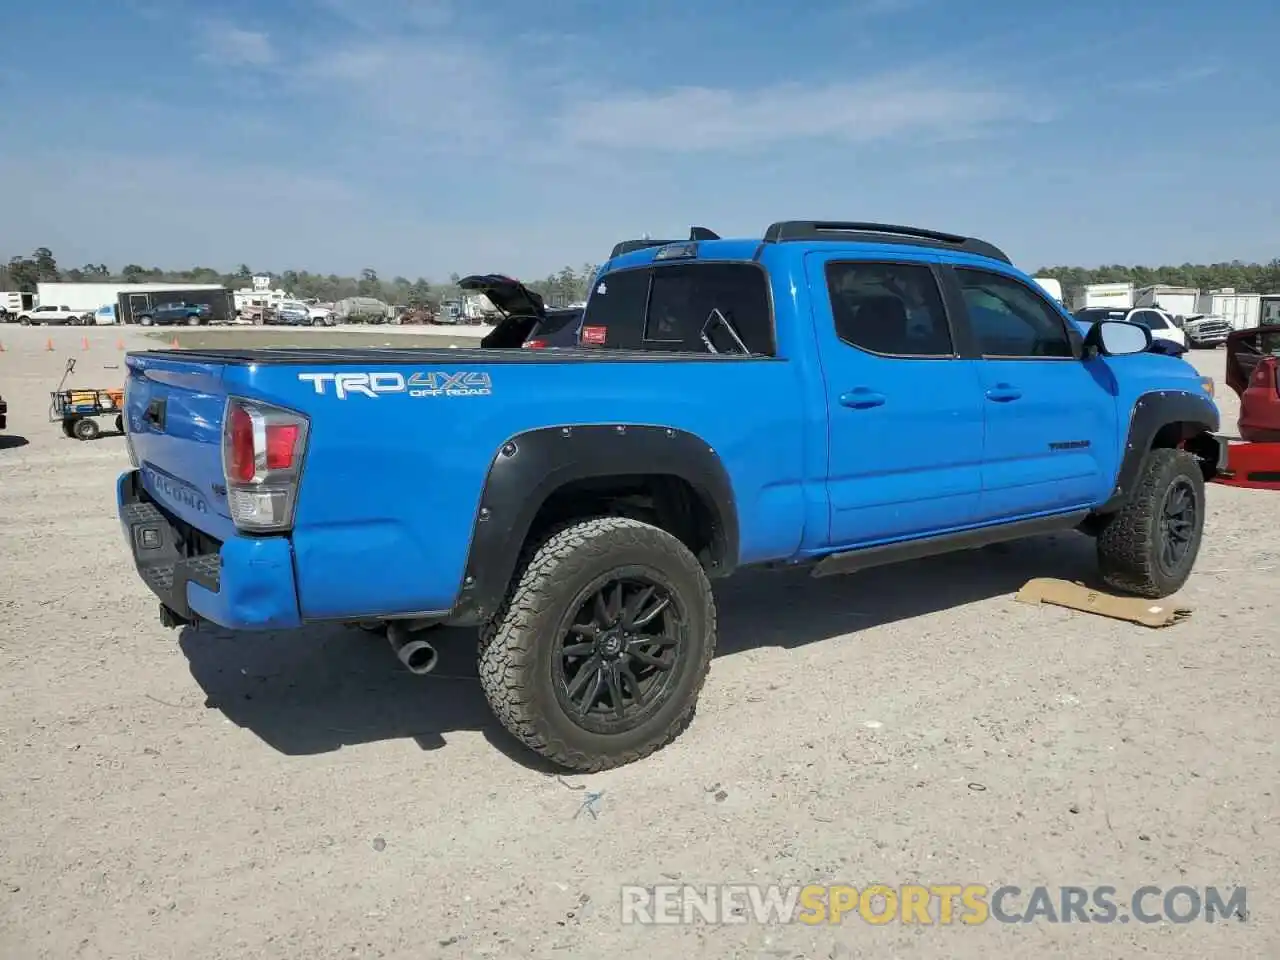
[297,371,493,399]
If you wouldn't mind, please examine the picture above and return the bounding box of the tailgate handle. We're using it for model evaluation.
[144,398,166,430]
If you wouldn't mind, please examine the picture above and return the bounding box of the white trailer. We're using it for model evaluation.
[1074,282,1134,311]
[1196,289,1262,330]
[1135,285,1199,319]
[36,281,225,314]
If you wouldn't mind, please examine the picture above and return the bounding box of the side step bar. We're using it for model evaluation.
[812,511,1090,579]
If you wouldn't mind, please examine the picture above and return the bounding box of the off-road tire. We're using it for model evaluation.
[1097,447,1205,598]
[478,516,717,772]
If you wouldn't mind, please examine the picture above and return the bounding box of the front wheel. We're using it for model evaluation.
[478,516,717,772]
[1096,447,1205,598]
[139,315,153,327]
[187,316,200,326]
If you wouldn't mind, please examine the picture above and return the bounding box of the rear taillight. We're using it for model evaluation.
[523,339,548,350]
[221,397,309,533]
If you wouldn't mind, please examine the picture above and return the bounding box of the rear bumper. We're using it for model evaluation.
[117,469,303,631]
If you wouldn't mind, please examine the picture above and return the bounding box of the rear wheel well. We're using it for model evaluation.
[525,474,728,573]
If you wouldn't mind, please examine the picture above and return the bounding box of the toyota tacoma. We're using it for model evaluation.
[116,220,1222,771]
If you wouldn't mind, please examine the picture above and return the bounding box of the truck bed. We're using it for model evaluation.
[134,346,765,366]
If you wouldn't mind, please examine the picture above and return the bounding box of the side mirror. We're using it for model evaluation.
[1084,319,1151,357]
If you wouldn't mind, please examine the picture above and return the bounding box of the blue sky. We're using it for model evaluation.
[1,0,1277,281]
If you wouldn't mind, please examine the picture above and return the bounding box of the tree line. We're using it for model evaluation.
[6,246,1279,312]
[1,248,601,309]
[1029,260,1280,308]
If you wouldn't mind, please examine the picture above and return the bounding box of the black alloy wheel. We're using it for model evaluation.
[552,575,683,735]
[1157,476,1197,576]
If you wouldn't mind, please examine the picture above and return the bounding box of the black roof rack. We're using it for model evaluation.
[761,220,1011,264]
[609,227,722,260]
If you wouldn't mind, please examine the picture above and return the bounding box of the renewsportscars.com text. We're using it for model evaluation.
[620,884,1248,926]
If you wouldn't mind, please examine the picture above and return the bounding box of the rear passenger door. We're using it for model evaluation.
[805,254,986,547]
[946,266,1118,519]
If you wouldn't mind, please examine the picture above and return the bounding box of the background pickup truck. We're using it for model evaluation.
[136,302,211,326]
[117,220,1222,772]
[18,304,93,325]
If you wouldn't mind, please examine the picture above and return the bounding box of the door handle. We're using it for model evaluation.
[985,385,1022,403]
[839,389,886,409]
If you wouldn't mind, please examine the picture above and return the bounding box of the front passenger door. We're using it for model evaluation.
[950,266,1119,520]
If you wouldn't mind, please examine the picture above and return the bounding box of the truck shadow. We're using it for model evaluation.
[177,531,1098,768]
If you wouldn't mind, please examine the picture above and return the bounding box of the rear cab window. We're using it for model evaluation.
[582,262,775,356]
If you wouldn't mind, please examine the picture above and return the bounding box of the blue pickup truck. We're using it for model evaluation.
[116,220,1222,771]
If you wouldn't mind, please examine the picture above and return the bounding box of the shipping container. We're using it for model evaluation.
[1196,290,1262,330]
[1135,285,1199,319]
[1073,282,1134,310]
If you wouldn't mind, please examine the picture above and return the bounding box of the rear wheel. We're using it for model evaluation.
[187,315,200,325]
[479,516,717,772]
[71,418,100,441]
[1097,447,1205,597]
[139,315,154,327]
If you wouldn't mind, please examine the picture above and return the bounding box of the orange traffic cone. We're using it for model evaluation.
[81,336,90,351]
[116,338,124,350]
[46,337,54,351]
[170,336,180,348]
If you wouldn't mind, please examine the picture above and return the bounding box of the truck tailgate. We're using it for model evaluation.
[124,353,237,542]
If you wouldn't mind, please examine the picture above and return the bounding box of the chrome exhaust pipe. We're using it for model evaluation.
[387,623,439,675]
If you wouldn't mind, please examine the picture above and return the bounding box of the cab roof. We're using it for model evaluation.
[605,220,1012,271]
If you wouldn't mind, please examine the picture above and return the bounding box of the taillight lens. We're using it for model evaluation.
[221,397,309,533]
[523,339,547,350]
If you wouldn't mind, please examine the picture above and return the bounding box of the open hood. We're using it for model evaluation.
[459,275,547,349]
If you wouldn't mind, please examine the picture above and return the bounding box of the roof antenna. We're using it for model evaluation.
[690,226,720,241]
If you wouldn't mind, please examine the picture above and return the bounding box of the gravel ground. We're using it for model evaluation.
[0,326,1274,960]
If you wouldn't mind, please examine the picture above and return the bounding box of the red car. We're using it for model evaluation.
[1225,327,1280,442]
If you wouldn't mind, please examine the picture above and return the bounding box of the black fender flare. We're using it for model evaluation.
[1098,389,1219,513]
[448,424,740,626]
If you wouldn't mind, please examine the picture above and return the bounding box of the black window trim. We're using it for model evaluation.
[821,256,961,361]
[589,259,779,357]
[945,264,1083,362]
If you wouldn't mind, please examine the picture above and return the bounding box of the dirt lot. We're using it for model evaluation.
[0,325,1274,960]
